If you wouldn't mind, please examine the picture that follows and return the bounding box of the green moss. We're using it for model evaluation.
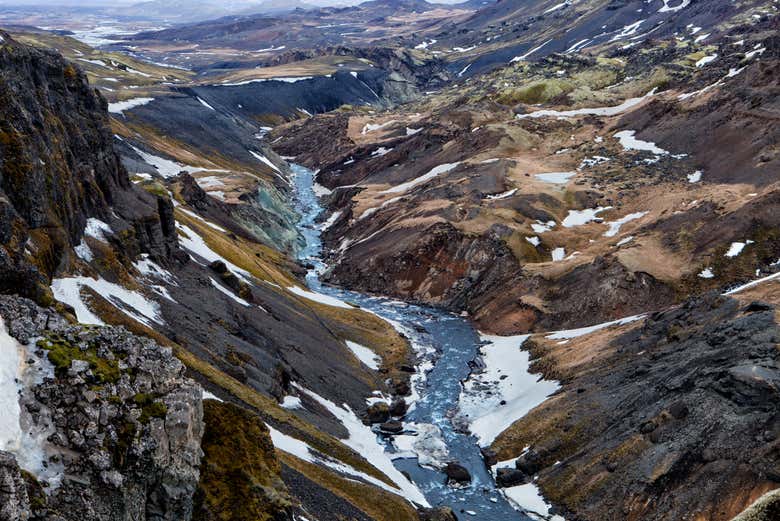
[496,79,574,105]
[138,400,167,424]
[193,400,294,521]
[37,334,120,383]
[20,469,47,511]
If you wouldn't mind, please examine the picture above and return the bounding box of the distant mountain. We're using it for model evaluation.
[116,0,317,23]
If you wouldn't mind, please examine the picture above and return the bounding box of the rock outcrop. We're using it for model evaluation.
[0,32,180,304]
[0,296,204,521]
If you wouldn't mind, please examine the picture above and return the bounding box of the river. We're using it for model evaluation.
[290,163,534,519]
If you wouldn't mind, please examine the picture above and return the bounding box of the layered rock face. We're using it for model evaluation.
[0,32,179,302]
[0,296,204,521]
[492,293,780,521]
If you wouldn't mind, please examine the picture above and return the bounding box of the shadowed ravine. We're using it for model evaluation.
[290,163,534,519]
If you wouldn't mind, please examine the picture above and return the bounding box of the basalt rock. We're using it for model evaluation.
[443,462,471,485]
[0,33,181,303]
[0,296,204,521]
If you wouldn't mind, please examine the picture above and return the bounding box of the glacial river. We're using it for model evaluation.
[290,164,533,519]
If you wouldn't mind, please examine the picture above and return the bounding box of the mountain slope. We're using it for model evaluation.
[0,31,440,521]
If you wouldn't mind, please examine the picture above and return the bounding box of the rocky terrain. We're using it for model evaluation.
[0,0,778,520]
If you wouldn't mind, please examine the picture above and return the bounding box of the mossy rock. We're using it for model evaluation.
[38,334,120,383]
[496,79,574,105]
[193,400,294,521]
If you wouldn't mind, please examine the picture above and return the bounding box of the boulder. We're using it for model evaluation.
[496,467,529,488]
[515,449,543,475]
[443,462,471,485]
[366,402,391,424]
[379,420,404,434]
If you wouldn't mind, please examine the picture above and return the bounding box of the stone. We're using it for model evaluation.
[443,462,471,485]
[379,420,404,434]
[366,402,391,424]
[496,467,528,488]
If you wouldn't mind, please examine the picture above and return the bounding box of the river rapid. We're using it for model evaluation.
[291,163,534,519]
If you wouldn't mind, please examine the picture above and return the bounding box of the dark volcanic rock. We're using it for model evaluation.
[379,420,404,434]
[443,462,471,485]
[0,32,180,302]
[366,402,391,424]
[515,293,780,521]
[496,467,529,488]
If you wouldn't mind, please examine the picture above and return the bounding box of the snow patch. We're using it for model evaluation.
[457,334,559,446]
[108,97,154,115]
[614,130,668,155]
[603,211,647,237]
[51,276,163,327]
[562,206,611,227]
[293,384,429,506]
[345,340,381,370]
[534,172,576,184]
[287,286,353,309]
[381,163,460,194]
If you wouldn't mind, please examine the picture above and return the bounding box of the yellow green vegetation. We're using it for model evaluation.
[194,400,294,521]
[496,79,574,105]
[133,393,168,424]
[37,333,120,383]
[174,346,394,486]
[280,453,420,521]
[174,208,297,287]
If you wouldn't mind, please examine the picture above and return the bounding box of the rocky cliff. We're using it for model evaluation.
[0,296,204,521]
[0,31,179,304]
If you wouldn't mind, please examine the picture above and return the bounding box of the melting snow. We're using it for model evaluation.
[209,278,251,307]
[371,147,393,157]
[517,89,655,119]
[698,268,714,279]
[287,286,353,309]
[503,484,565,521]
[562,206,611,227]
[381,162,460,194]
[108,97,154,115]
[220,76,313,86]
[532,220,557,234]
[458,333,559,446]
[320,211,342,231]
[280,396,303,409]
[196,97,216,110]
[551,248,566,261]
[546,314,644,340]
[293,384,429,506]
[526,236,541,247]
[392,422,449,469]
[511,39,552,62]
[51,276,163,327]
[175,222,252,281]
[406,127,422,136]
[345,341,381,370]
[535,172,576,184]
[659,0,690,13]
[695,54,718,67]
[0,319,24,458]
[603,211,647,237]
[614,130,668,154]
[687,170,702,183]
[724,271,780,295]
[725,241,754,257]
[487,189,517,200]
[617,236,634,246]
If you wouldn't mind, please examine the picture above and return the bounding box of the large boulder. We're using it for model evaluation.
[0,296,204,521]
